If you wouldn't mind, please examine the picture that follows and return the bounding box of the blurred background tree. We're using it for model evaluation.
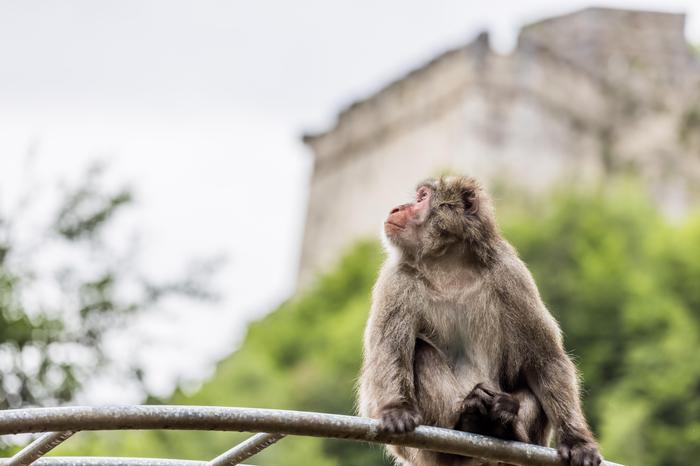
[48,181,700,466]
[0,163,217,411]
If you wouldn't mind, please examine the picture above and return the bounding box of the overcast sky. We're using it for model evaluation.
[1,0,699,401]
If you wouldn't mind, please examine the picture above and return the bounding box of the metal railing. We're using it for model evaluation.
[0,406,622,466]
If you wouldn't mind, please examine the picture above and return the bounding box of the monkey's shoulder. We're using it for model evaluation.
[372,262,421,295]
[484,252,563,342]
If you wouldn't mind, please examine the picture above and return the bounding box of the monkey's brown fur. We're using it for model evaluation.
[358,176,601,466]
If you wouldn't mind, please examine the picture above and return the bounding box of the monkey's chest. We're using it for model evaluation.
[420,301,497,383]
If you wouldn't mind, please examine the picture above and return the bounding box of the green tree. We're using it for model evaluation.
[0,163,216,411]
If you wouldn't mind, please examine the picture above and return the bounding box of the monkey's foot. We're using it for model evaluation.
[378,404,423,433]
[489,393,519,425]
[456,383,496,435]
[460,383,495,417]
[459,385,530,442]
[488,393,530,442]
[558,440,602,466]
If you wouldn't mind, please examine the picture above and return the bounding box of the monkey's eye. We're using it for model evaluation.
[416,188,429,203]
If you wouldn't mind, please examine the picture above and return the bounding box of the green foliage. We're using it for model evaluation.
[54,165,133,241]
[679,105,700,148]
[502,184,700,466]
[55,183,700,466]
[0,164,216,414]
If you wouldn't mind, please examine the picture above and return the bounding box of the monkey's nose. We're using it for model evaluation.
[390,204,409,215]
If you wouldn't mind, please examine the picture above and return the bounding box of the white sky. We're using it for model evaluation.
[1,0,699,401]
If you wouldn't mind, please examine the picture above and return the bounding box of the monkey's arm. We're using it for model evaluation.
[524,349,600,465]
[497,262,601,466]
[358,275,423,433]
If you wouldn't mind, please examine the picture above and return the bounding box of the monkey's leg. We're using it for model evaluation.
[393,342,508,466]
[396,339,483,466]
[412,338,464,428]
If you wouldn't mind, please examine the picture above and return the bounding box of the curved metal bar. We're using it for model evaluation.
[6,431,74,466]
[0,458,222,466]
[208,433,284,466]
[0,406,622,466]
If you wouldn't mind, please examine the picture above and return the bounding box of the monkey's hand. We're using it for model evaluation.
[377,403,423,433]
[558,436,602,466]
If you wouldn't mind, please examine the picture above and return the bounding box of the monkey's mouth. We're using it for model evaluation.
[384,221,406,231]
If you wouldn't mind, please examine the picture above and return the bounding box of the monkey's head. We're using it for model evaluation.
[383,176,500,264]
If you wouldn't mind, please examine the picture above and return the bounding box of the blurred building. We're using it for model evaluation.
[299,7,700,286]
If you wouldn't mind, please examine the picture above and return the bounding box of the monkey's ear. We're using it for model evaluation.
[461,189,479,215]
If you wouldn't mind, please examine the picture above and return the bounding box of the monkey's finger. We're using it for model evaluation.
[379,415,398,433]
[394,415,406,432]
[473,387,496,406]
[404,413,419,431]
[557,445,571,463]
[476,384,497,397]
[411,411,423,427]
[378,415,392,432]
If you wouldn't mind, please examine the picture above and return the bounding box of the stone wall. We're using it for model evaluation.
[519,8,695,89]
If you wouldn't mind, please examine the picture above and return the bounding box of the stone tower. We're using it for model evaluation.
[298,7,700,287]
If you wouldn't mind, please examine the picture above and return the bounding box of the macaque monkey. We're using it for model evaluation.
[358,176,601,466]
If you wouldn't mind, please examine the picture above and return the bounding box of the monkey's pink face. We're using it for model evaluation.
[384,186,431,244]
